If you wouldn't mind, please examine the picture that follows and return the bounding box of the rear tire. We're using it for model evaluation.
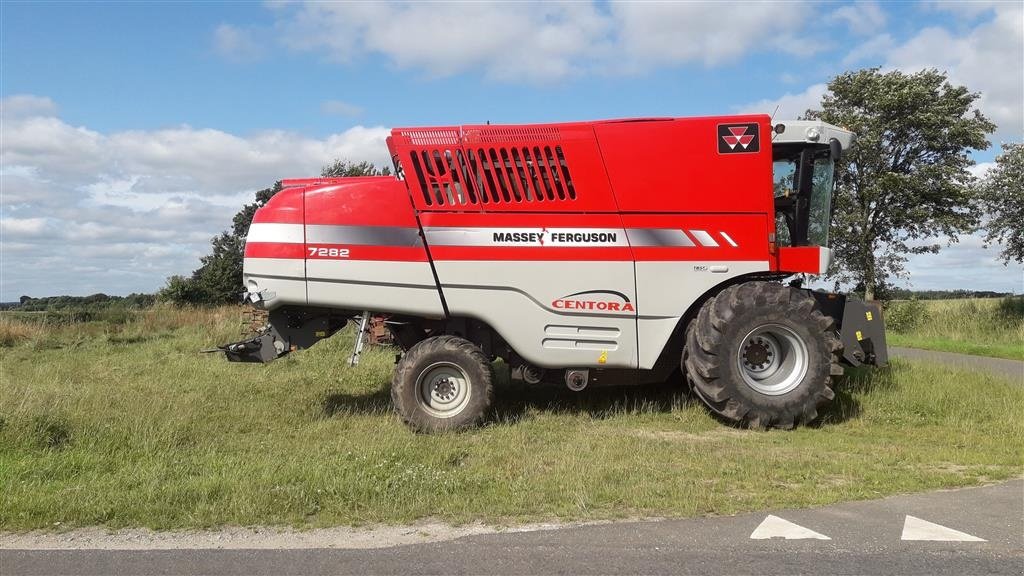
[683,281,842,429]
[392,335,493,433]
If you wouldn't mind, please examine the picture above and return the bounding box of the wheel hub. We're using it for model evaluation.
[742,338,775,370]
[432,378,456,401]
[735,324,809,396]
[417,362,472,418]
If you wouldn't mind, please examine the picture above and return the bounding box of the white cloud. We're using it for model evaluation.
[607,2,812,70]
[968,162,996,179]
[0,94,391,299]
[274,2,611,82]
[903,233,1024,293]
[321,99,364,118]
[0,217,49,237]
[745,3,1023,140]
[841,33,894,65]
[270,1,817,82]
[882,2,1024,139]
[829,1,887,36]
[736,83,827,121]
[213,24,264,62]
[0,94,58,119]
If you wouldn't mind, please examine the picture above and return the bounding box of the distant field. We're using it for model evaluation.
[1,306,1021,531]
[885,297,1024,360]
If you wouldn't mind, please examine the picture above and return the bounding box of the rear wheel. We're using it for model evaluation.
[683,281,842,429]
[392,335,493,433]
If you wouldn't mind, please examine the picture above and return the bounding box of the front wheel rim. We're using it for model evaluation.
[736,324,809,396]
[416,362,472,418]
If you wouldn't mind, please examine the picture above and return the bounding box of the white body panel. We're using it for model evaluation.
[244,258,307,308]
[306,260,445,317]
[434,261,638,369]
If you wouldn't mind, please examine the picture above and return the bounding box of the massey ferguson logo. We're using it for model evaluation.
[718,123,760,154]
[551,290,635,313]
[491,229,620,246]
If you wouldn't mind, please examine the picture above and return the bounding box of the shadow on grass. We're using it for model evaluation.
[317,364,897,427]
[490,378,695,425]
[321,388,393,418]
[317,368,695,423]
[817,363,899,425]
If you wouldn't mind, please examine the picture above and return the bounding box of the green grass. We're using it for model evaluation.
[1,308,1022,531]
[885,297,1024,361]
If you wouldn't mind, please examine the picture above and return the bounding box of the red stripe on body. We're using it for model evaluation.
[244,242,307,259]
[245,242,428,262]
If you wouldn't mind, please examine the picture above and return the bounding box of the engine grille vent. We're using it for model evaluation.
[399,129,461,146]
[410,145,576,207]
[463,127,563,144]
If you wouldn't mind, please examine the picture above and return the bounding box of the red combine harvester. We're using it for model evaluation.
[219,114,887,432]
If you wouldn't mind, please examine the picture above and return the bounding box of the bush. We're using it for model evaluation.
[996,296,1024,322]
[885,299,929,333]
[158,275,213,306]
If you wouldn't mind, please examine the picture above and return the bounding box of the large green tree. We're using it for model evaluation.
[805,68,995,300]
[979,143,1024,264]
[161,159,389,304]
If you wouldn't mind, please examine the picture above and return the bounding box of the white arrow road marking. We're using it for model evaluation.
[901,515,986,541]
[750,515,831,540]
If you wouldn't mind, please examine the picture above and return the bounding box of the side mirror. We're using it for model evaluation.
[829,138,842,160]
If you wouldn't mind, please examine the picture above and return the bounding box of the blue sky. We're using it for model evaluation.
[2,1,1022,299]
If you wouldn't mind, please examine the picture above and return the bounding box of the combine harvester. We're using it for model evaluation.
[219,114,886,432]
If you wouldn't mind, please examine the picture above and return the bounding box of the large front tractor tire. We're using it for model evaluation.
[683,281,842,429]
[392,335,494,433]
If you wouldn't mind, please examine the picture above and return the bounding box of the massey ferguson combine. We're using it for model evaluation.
[221,114,886,432]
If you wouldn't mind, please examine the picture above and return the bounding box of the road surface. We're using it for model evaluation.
[3,480,1021,575]
[890,346,1023,381]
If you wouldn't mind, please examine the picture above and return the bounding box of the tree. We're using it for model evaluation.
[806,68,995,300]
[321,159,391,178]
[161,159,389,305]
[980,143,1024,263]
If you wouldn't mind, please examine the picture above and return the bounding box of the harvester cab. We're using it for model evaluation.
[217,114,887,433]
[769,121,853,262]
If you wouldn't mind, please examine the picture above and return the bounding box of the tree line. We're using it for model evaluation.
[2,293,156,312]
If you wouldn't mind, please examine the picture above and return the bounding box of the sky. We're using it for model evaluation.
[1,0,1022,300]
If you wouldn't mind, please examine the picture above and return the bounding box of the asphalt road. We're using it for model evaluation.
[4,480,1021,576]
[890,346,1023,381]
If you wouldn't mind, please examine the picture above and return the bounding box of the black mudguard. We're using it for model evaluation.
[811,292,888,367]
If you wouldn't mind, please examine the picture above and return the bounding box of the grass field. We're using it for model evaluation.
[885,297,1024,360]
[1,306,1022,531]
